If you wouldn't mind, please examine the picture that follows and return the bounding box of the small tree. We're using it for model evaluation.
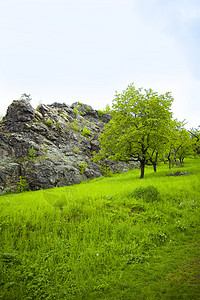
[189,126,200,155]
[20,93,32,102]
[165,120,192,168]
[95,83,173,178]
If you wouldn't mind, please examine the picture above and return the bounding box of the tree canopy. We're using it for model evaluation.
[95,83,174,178]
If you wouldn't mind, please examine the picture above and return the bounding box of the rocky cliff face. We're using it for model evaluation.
[0,100,135,194]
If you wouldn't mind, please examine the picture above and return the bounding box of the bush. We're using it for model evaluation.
[73,147,79,154]
[133,186,161,202]
[99,164,113,177]
[73,107,79,115]
[98,110,106,117]
[78,161,87,174]
[72,121,79,132]
[81,125,91,137]
[45,119,53,126]
[17,176,28,193]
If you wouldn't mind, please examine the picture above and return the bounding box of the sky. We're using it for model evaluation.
[0,0,199,129]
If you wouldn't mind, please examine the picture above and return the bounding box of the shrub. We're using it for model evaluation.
[105,104,111,113]
[78,161,87,174]
[133,186,161,202]
[72,121,79,132]
[17,176,28,193]
[73,147,79,154]
[45,119,53,126]
[81,125,91,137]
[98,110,106,117]
[86,105,91,111]
[99,164,113,177]
[24,147,36,161]
[73,107,79,115]
[20,93,32,102]
[28,147,36,160]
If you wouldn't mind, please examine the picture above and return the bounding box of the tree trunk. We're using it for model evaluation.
[167,151,172,169]
[152,152,158,172]
[174,150,178,166]
[140,160,145,179]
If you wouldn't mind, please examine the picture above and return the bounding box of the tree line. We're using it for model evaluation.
[94,83,200,178]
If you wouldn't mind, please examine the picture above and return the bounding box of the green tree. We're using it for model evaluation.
[189,126,200,155]
[165,120,192,168]
[95,83,173,178]
[176,128,192,165]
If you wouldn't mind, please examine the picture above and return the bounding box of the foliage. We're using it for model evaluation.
[190,126,200,155]
[17,176,28,193]
[73,147,79,154]
[24,147,36,161]
[0,158,200,299]
[77,101,83,106]
[98,110,106,117]
[81,125,91,137]
[72,121,79,132]
[99,164,113,177]
[105,104,111,113]
[165,120,193,168]
[29,147,36,160]
[20,93,32,102]
[54,122,61,128]
[45,119,53,126]
[73,107,79,115]
[96,83,173,178]
[78,161,87,174]
[86,105,91,111]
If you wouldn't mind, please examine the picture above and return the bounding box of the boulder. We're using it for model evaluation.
[167,171,191,176]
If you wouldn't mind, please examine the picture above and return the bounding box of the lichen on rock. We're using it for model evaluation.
[0,99,135,194]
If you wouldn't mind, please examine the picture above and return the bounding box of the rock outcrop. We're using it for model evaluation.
[0,100,136,194]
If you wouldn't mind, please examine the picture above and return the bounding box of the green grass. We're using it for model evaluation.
[0,158,200,299]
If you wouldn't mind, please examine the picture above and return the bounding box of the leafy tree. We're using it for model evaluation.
[95,83,173,178]
[165,120,192,168]
[189,126,200,155]
[176,128,192,165]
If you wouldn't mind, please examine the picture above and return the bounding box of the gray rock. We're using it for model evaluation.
[0,100,136,194]
[167,171,191,176]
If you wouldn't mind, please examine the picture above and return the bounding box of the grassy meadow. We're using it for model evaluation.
[0,158,200,299]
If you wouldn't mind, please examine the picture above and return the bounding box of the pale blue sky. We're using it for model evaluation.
[0,0,199,128]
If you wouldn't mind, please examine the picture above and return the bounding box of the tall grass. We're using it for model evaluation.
[0,158,200,299]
